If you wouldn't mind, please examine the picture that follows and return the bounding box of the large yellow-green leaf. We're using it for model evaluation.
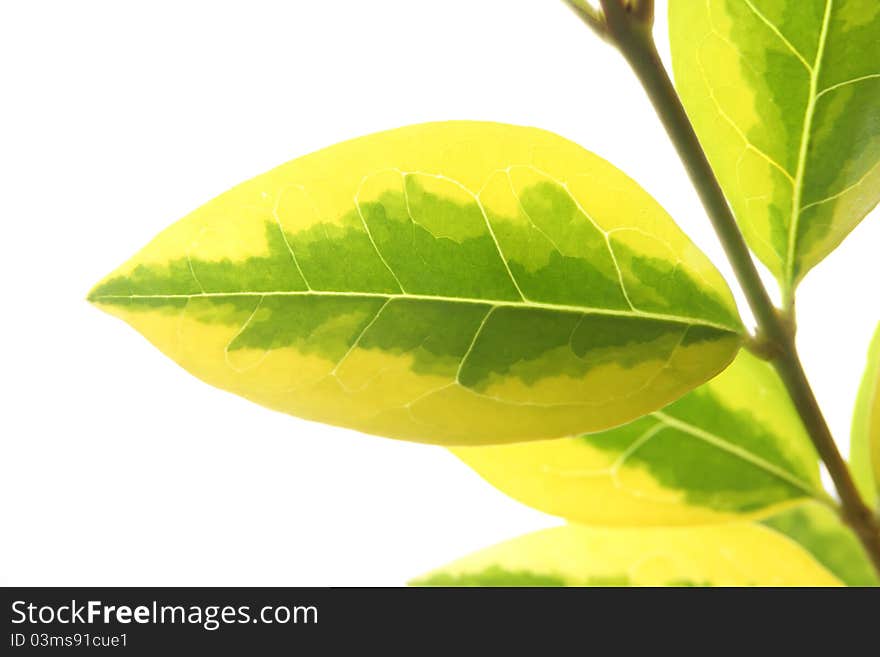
[453,351,824,524]
[761,501,879,586]
[851,323,880,506]
[411,523,842,586]
[670,0,880,294]
[88,122,741,445]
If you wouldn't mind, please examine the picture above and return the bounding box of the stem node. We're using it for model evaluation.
[565,0,880,577]
[745,333,782,361]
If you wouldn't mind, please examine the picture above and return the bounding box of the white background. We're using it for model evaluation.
[1,0,877,586]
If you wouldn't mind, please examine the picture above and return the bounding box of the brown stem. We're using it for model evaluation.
[589,0,880,576]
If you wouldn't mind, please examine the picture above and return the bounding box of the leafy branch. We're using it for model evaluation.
[574,0,880,574]
[89,0,880,586]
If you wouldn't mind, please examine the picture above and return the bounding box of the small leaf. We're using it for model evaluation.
[453,351,824,524]
[669,1,880,294]
[850,323,880,506]
[761,501,879,587]
[89,122,741,445]
[411,523,842,586]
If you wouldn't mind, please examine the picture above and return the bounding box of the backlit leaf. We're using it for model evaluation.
[850,323,880,506]
[669,0,880,295]
[411,523,842,586]
[453,351,824,524]
[761,501,879,586]
[89,122,741,445]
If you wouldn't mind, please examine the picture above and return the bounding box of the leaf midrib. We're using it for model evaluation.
[90,289,740,332]
[785,0,834,287]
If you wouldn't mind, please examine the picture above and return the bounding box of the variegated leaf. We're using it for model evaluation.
[89,122,741,445]
[412,523,842,586]
[670,0,880,296]
[453,351,824,524]
[851,322,880,506]
[761,501,879,586]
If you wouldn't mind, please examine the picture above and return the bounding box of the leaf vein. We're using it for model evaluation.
[786,0,834,286]
[815,72,880,100]
[651,411,827,500]
[740,0,813,71]
[353,181,407,294]
[92,289,738,333]
[455,306,496,383]
[271,186,315,290]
